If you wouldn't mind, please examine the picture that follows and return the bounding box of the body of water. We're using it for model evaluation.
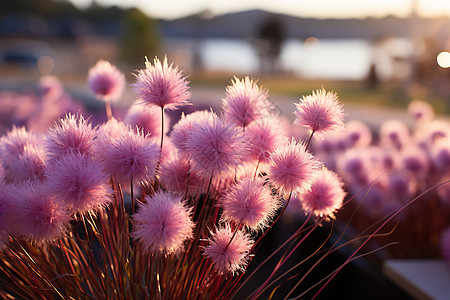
[165,38,394,81]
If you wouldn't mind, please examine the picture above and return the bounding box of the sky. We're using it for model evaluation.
[69,0,450,19]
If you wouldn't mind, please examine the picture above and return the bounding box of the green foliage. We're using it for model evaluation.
[120,8,160,68]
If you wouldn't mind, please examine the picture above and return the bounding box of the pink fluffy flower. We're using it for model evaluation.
[170,110,216,154]
[401,146,429,179]
[222,76,270,128]
[415,120,450,148]
[133,57,191,110]
[12,182,70,242]
[388,172,416,201]
[203,225,254,275]
[220,177,278,231]
[45,114,96,162]
[408,100,434,124]
[185,116,248,178]
[337,149,371,186]
[294,89,345,138]
[344,119,372,148]
[0,180,14,247]
[159,154,202,195]
[96,125,160,184]
[245,118,287,163]
[267,139,321,195]
[299,167,345,219]
[0,126,42,163]
[430,138,450,172]
[45,152,111,214]
[132,191,194,254]
[39,75,63,100]
[95,117,127,154]
[3,145,46,183]
[88,60,125,101]
[125,100,170,138]
[379,120,410,150]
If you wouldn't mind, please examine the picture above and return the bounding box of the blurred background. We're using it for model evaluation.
[1,1,450,298]
[0,0,449,115]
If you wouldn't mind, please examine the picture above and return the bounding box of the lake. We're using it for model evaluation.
[165,38,388,80]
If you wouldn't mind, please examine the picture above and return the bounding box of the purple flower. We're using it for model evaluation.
[379,120,410,150]
[45,152,112,214]
[12,182,70,242]
[407,100,434,124]
[431,138,450,172]
[132,57,191,110]
[267,139,321,195]
[125,100,170,139]
[96,125,159,184]
[132,191,194,254]
[0,180,14,247]
[88,60,125,101]
[203,225,254,275]
[3,145,46,183]
[294,89,345,138]
[222,77,270,128]
[220,177,278,231]
[401,146,429,179]
[159,154,202,195]
[0,126,42,163]
[299,167,345,219]
[246,118,288,163]
[45,114,96,162]
[344,120,372,148]
[185,116,248,179]
[171,110,216,154]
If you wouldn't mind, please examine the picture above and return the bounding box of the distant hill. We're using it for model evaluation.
[160,9,450,40]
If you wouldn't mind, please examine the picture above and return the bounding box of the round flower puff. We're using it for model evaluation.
[203,224,254,275]
[133,56,191,110]
[294,89,345,138]
[133,191,194,254]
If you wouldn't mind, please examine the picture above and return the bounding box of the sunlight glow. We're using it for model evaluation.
[437,52,450,68]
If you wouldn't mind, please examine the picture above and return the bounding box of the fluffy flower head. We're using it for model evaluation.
[133,191,194,254]
[171,110,216,154]
[45,152,111,214]
[159,154,202,195]
[220,177,278,231]
[267,139,321,195]
[88,60,125,101]
[133,57,190,110]
[379,120,410,150]
[222,76,270,127]
[246,118,287,163]
[0,126,42,163]
[45,113,96,161]
[294,89,345,138]
[96,125,160,184]
[12,182,70,242]
[300,167,345,219]
[408,100,434,123]
[125,100,169,138]
[185,116,248,178]
[3,145,46,183]
[203,225,254,275]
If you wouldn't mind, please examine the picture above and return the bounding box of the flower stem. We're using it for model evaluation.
[105,100,112,120]
[305,129,315,151]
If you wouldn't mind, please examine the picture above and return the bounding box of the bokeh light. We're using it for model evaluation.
[304,37,320,52]
[37,56,55,74]
[437,51,450,68]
